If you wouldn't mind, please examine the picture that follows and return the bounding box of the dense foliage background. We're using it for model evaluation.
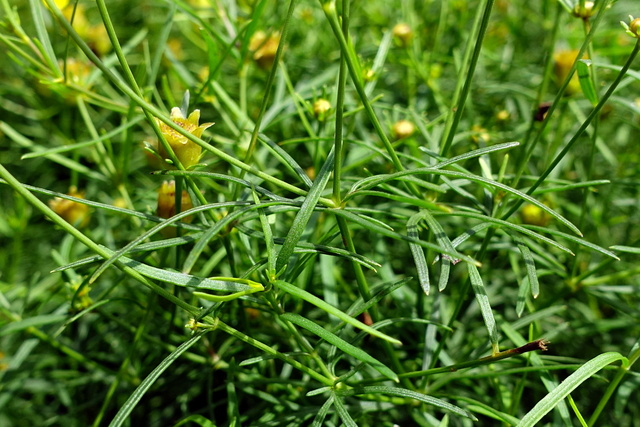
[1,0,639,425]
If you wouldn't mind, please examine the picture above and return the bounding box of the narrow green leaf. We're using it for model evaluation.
[108,332,206,427]
[173,414,216,427]
[276,148,335,272]
[468,264,500,355]
[345,278,411,319]
[89,201,251,284]
[51,234,202,273]
[259,134,314,188]
[182,200,292,275]
[514,235,540,298]
[252,189,276,277]
[281,313,399,382]
[423,141,520,171]
[517,352,628,427]
[333,394,357,427]
[348,168,582,236]
[334,209,480,266]
[577,59,598,106]
[117,253,263,294]
[609,245,640,254]
[438,258,451,292]
[515,275,530,318]
[311,395,335,427]
[21,116,144,159]
[274,280,401,345]
[28,0,60,78]
[344,386,477,420]
[1,122,106,182]
[407,213,430,295]
[0,315,68,337]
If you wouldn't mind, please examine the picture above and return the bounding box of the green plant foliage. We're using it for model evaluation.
[1,0,640,425]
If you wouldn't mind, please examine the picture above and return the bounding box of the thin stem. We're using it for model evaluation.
[358,339,549,384]
[332,0,349,203]
[502,38,640,222]
[241,0,298,165]
[216,320,334,386]
[42,0,334,207]
[0,163,200,316]
[439,0,495,157]
[587,345,640,426]
[511,0,613,188]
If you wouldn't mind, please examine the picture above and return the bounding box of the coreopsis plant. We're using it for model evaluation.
[153,107,214,169]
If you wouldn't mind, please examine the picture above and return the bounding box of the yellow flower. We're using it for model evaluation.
[48,186,90,227]
[155,107,214,169]
[156,180,194,237]
[250,31,281,70]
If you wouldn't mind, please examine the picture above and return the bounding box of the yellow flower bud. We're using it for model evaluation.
[553,49,584,96]
[392,23,413,47]
[572,1,594,19]
[520,203,551,227]
[155,107,214,169]
[312,98,332,121]
[363,68,376,82]
[630,18,640,37]
[392,120,415,140]
[496,110,510,121]
[157,181,194,237]
[48,186,90,228]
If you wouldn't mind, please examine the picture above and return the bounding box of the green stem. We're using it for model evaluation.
[502,38,640,222]
[587,344,640,426]
[512,0,612,188]
[439,0,495,157]
[0,163,200,315]
[321,3,402,175]
[216,320,334,386]
[241,0,298,165]
[332,0,349,203]
[359,339,549,384]
[42,0,332,207]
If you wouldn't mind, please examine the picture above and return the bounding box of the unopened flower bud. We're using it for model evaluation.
[553,49,583,96]
[621,15,640,38]
[313,98,332,121]
[392,23,413,47]
[572,1,594,19]
[520,203,551,227]
[392,120,415,140]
